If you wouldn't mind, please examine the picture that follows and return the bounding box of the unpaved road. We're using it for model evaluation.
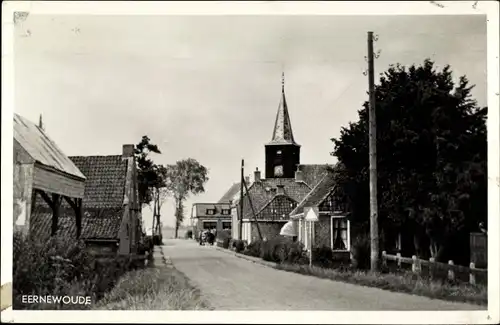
[161,239,484,311]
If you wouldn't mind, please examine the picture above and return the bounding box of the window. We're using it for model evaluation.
[222,222,231,230]
[331,217,349,251]
[203,221,217,230]
[206,209,215,215]
[221,209,231,215]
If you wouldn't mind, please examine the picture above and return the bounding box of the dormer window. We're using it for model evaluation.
[206,209,215,215]
[221,209,231,215]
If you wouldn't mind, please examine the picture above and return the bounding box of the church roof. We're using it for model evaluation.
[267,74,299,146]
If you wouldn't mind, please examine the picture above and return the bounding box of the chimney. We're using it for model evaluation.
[122,144,135,158]
[295,166,304,182]
[276,184,285,195]
[244,176,250,184]
[254,167,261,182]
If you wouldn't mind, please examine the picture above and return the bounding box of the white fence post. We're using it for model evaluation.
[469,262,476,285]
[448,260,455,281]
[412,255,419,273]
[396,252,401,268]
[429,257,435,280]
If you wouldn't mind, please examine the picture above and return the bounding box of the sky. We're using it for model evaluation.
[14,14,487,230]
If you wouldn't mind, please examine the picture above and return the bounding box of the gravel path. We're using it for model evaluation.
[161,239,484,311]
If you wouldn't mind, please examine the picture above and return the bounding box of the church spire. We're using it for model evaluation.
[281,71,285,93]
[267,72,298,146]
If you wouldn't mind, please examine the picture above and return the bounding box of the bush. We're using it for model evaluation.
[217,230,231,249]
[311,246,334,268]
[222,237,231,249]
[244,240,263,257]
[185,230,193,239]
[258,237,303,264]
[13,231,141,310]
[232,239,246,253]
[351,233,371,270]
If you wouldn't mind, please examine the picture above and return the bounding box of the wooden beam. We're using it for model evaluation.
[51,194,61,236]
[31,189,38,216]
[64,196,83,239]
[76,198,83,239]
[37,189,54,209]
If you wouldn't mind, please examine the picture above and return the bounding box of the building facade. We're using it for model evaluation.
[191,203,232,237]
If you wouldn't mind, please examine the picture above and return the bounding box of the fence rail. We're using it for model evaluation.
[382,251,487,285]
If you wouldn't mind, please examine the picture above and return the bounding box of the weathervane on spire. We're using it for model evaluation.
[38,114,45,131]
[281,71,285,93]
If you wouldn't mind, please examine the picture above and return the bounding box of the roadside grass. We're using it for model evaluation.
[95,266,210,310]
[274,263,487,306]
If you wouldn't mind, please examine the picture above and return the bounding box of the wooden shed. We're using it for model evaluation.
[13,113,86,237]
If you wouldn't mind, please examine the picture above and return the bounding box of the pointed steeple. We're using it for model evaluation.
[268,72,298,146]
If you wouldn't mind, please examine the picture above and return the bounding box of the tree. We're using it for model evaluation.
[164,158,209,238]
[331,59,487,264]
[134,136,162,206]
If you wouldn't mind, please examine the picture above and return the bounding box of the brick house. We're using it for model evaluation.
[31,144,142,256]
[225,75,332,243]
[191,203,232,238]
[289,169,351,260]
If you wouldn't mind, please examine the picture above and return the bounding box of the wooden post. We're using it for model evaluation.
[51,194,61,236]
[76,198,83,239]
[396,252,402,268]
[309,221,313,267]
[367,31,380,272]
[429,257,435,280]
[239,159,244,240]
[448,260,455,281]
[243,180,263,240]
[382,251,387,268]
[469,262,476,285]
[411,255,419,274]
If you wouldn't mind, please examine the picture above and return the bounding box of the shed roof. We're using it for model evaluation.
[13,114,86,179]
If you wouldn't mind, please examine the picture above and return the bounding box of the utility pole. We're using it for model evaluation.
[367,31,380,272]
[239,159,244,240]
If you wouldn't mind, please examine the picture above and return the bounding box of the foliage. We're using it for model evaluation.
[95,266,210,310]
[13,231,143,310]
[246,237,306,264]
[244,239,263,257]
[233,239,246,253]
[351,233,371,270]
[275,262,487,306]
[216,230,231,248]
[185,229,193,239]
[134,136,163,206]
[311,246,335,268]
[163,158,209,238]
[330,59,487,263]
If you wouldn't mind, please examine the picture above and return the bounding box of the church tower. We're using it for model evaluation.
[265,73,301,179]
